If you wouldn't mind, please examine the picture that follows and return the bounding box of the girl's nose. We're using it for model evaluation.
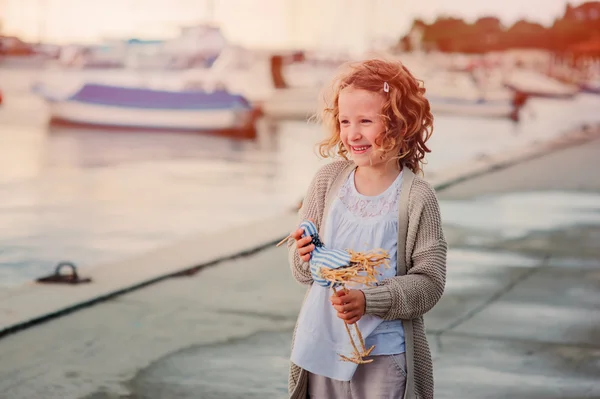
[349,126,362,140]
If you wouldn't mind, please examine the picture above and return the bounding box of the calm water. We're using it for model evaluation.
[1,66,599,287]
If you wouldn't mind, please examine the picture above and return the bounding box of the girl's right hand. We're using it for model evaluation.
[291,227,315,262]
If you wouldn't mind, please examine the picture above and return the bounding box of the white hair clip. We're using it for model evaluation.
[383,82,390,93]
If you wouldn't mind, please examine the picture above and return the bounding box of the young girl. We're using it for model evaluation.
[286,58,447,399]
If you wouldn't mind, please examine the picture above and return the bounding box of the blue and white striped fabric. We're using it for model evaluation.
[299,220,351,288]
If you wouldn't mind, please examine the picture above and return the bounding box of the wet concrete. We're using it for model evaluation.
[127,332,291,399]
[433,334,600,399]
[443,200,600,261]
[450,265,600,347]
[487,223,600,260]
[1,138,600,398]
[80,330,600,399]
[437,133,600,200]
[0,247,304,399]
[424,249,540,332]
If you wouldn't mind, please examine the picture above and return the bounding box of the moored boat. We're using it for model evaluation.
[34,83,259,134]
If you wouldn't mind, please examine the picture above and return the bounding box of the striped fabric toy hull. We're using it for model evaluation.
[299,220,351,288]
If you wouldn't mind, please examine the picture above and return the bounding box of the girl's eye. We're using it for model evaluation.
[361,119,372,124]
[339,120,349,125]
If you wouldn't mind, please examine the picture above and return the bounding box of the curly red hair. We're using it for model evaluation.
[316,58,433,174]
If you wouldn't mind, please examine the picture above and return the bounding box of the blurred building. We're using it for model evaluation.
[562,2,600,22]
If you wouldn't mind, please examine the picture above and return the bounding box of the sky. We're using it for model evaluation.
[0,0,591,50]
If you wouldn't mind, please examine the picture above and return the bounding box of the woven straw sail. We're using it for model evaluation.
[299,220,351,288]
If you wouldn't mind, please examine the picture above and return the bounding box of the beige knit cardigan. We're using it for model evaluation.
[286,159,447,399]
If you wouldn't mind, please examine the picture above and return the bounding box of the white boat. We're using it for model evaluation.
[504,70,578,98]
[260,87,320,120]
[428,96,517,119]
[580,78,600,95]
[34,83,258,133]
[423,71,522,119]
[259,53,335,120]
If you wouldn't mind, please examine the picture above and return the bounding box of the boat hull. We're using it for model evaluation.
[504,83,576,99]
[429,99,515,118]
[580,82,600,95]
[47,100,254,131]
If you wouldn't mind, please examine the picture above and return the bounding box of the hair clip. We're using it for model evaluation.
[383,82,390,93]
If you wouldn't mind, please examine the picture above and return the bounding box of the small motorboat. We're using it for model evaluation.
[580,78,600,95]
[425,71,525,120]
[428,95,519,119]
[504,70,578,99]
[34,83,259,134]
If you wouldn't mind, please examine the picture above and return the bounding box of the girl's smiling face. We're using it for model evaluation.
[338,86,394,169]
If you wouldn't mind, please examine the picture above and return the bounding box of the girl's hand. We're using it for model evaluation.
[330,289,366,325]
[291,227,315,262]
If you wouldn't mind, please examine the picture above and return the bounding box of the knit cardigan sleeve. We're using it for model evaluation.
[363,179,447,320]
[287,161,348,285]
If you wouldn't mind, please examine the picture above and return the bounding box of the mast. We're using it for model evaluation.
[206,0,214,24]
[37,0,47,44]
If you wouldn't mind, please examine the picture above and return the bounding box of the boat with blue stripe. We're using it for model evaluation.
[34,83,259,135]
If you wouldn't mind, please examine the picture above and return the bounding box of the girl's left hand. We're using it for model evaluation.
[330,289,366,325]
